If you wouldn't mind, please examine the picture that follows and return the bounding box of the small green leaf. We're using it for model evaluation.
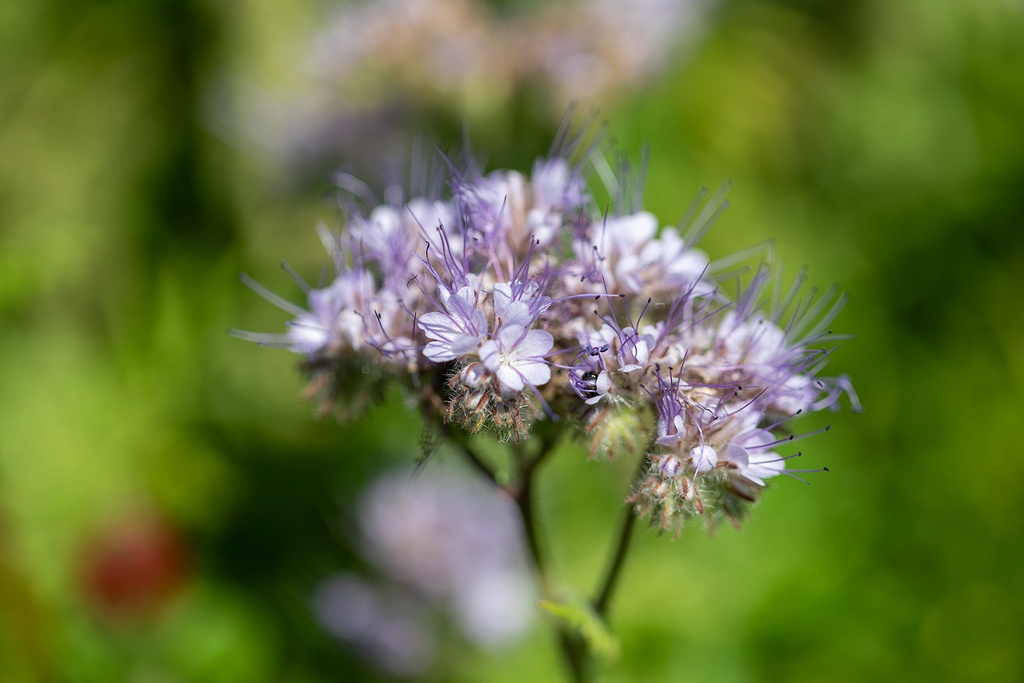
[538,597,620,662]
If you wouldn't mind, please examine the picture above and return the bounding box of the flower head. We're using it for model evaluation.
[236,126,857,530]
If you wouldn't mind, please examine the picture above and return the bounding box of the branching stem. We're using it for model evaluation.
[446,421,650,683]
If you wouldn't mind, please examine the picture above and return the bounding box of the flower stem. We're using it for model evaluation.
[510,430,589,683]
[448,423,589,681]
[514,445,546,580]
[593,452,649,617]
[442,424,502,489]
[593,503,637,618]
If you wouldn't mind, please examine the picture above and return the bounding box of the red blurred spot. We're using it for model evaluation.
[78,512,189,618]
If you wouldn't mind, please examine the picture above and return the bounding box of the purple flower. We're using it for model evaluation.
[288,269,377,354]
[239,129,856,526]
[586,211,711,297]
[419,285,488,363]
[493,280,551,327]
[418,276,555,395]
[721,423,787,487]
[480,323,554,394]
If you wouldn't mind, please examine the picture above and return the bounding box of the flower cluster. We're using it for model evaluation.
[236,132,857,532]
[306,0,706,111]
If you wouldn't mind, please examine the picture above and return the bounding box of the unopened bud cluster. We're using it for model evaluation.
[237,131,857,532]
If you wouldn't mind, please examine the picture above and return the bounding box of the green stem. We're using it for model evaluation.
[594,452,650,618]
[514,446,545,578]
[593,503,637,618]
[445,421,598,682]
[442,424,502,489]
[510,435,589,683]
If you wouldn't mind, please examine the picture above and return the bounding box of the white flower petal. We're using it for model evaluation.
[747,452,785,483]
[479,341,499,372]
[496,365,525,392]
[449,335,482,356]
[689,444,718,474]
[496,323,527,349]
[515,329,553,358]
[424,342,458,363]
[605,212,657,251]
[492,282,513,319]
[515,360,550,387]
[721,443,749,469]
[634,338,649,364]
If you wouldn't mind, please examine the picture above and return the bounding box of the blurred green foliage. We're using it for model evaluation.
[2,0,1023,681]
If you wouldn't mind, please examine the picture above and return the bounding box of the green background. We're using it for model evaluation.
[2,0,1022,680]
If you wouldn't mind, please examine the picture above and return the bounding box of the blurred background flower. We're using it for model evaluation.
[312,465,535,677]
[213,0,711,188]
[77,509,190,620]
[2,0,1024,681]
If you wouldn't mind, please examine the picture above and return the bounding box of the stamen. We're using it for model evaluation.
[238,273,307,317]
[281,262,310,293]
[227,329,295,348]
